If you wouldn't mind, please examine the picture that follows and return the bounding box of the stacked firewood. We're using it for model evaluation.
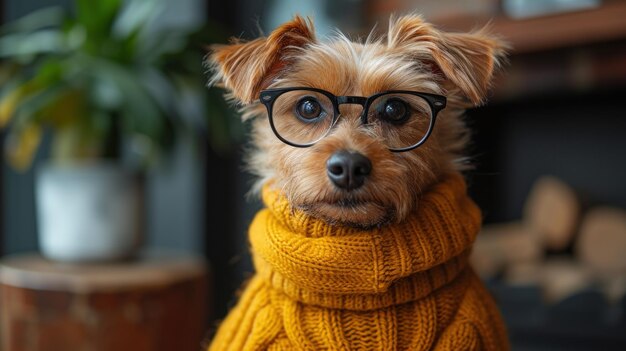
[472,176,626,304]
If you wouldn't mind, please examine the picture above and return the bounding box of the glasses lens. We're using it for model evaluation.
[271,90,335,146]
[367,93,433,150]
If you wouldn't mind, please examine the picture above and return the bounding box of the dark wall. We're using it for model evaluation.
[204,0,264,321]
[0,0,3,256]
[468,87,626,224]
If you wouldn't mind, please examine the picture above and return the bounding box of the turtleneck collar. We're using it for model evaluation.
[249,173,481,310]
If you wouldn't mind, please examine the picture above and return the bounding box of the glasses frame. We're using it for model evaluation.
[259,87,447,152]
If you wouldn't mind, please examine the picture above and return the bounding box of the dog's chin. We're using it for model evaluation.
[299,200,393,230]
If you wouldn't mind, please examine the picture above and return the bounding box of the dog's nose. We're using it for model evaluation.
[326,151,372,191]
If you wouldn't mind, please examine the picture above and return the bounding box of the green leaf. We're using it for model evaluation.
[111,0,163,40]
[76,0,122,35]
[0,29,66,60]
[136,29,191,60]
[138,67,178,119]
[34,58,64,85]
[88,58,164,141]
[0,7,64,34]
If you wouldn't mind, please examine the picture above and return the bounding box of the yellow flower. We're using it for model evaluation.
[0,81,40,128]
[0,89,22,128]
[6,123,42,171]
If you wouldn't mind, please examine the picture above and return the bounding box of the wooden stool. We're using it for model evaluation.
[0,251,209,351]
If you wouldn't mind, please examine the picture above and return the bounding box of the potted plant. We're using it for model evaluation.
[0,0,235,261]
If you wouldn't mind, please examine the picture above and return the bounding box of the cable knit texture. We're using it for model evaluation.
[208,173,509,350]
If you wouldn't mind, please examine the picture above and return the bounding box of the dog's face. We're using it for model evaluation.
[208,15,505,228]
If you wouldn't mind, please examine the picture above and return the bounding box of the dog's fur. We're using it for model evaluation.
[208,15,506,228]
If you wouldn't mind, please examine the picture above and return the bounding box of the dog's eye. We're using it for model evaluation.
[295,97,324,121]
[379,98,409,124]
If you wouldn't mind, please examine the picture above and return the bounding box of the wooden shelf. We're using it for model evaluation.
[431,2,626,54]
[366,1,626,55]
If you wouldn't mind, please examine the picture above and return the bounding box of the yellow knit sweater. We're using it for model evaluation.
[208,174,509,350]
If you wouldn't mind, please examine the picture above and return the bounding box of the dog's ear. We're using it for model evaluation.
[387,15,507,105]
[207,16,316,104]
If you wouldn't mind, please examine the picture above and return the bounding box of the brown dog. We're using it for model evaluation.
[207,15,509,351]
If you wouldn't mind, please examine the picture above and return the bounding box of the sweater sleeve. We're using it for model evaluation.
[434,271,509,351]
[433,320,482,351]
[208,277,283,351]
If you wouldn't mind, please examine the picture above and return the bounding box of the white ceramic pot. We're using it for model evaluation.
[36,162,143,262]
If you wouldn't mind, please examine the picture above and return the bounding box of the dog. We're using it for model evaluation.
[207,15,509,351]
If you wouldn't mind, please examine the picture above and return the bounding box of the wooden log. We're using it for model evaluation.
[504,261,542,286]
[598,273,626,304]
[0,251,209,351]
[538,259,594,304]
[507,260,626,308]
[577,207,626,273]
[524,176,580,251]
[471,222,542,278]
[505,259,594,304]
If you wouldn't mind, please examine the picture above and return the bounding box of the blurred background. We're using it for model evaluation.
[1,0,625,350]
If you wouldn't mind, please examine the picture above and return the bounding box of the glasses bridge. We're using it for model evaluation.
[336,96,367,106]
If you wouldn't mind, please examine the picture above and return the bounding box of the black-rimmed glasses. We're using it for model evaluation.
[259,87,446,152]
